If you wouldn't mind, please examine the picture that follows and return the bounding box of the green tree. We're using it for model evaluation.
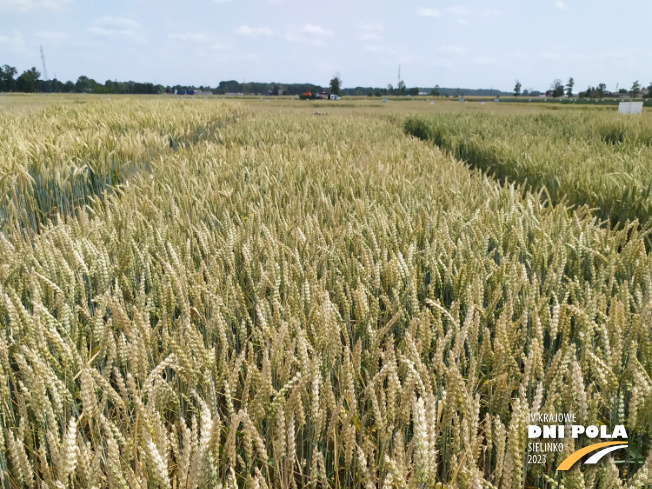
[551,79,564,98]
[596,83,606,97]
[387,83,394,95]
[104,80,117,94]
[646,82,652,99]
[218,80,241,94]
[16,67,40,92]
[398,80,406,95]
[565,77,574,97]
[430,84,440,96]
[75,76,93,93]
[329,73,342,96]
[1,64,17,91]
[514,80,522,97]
[631,80,641,98]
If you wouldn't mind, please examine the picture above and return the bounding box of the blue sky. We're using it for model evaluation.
[0,0,650,92]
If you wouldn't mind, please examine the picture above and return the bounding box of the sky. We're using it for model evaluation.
[0,0,650,92]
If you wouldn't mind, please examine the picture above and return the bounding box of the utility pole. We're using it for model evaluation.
[40,46,49,81]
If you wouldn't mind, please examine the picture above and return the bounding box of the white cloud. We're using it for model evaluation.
[283,24,333,45]
[40,0,71,6]
[0,0,30,9]
[360,33,382,42]
[471,55,497,65]
[170,32,211,42]
[0,32,25,50]
[541,51,562,61]
[362,42,421,65]
[300,24,333,36]
[210,43,234,51]
[284,33,325,46]
[554,1,568,9]
[359,22,382,42]
[358,22,383,31]
[235,25,276,37]
[478,8,500,17]
[36,31,68,42]
[0,0,71,11]
[417,7,441,18]
[209,51,258,62]
[429,58,455,69]
[89,17,143,41]
[443,6,499,23]
[438,45,466,54]
[446,6,469,16]
[363,44,398,56]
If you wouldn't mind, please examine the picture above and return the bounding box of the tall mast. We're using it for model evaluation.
[40,46,49,80]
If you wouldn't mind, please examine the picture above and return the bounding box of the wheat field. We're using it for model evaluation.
[0,97,650,488]
[404,110,652,229]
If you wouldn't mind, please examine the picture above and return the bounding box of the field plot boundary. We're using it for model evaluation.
[405,111,652,233]
[0,99,244,234]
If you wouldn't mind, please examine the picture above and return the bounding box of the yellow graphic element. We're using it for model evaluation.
[557,442,628,471]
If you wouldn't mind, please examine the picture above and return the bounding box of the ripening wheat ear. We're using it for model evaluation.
[144,430,171,488]
[56,416,79,485]
[412,396,430,484]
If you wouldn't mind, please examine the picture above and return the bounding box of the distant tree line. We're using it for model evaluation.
[0,65,507,98]
[0,64,512,97]
[216,80,326,96]
[0,64,163,94]
[7,62,648,99]
[526,77,652,99]
[578,80,651,99]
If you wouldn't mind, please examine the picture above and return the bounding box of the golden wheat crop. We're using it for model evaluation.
[0,98,650,488]
[405,110,652,230]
